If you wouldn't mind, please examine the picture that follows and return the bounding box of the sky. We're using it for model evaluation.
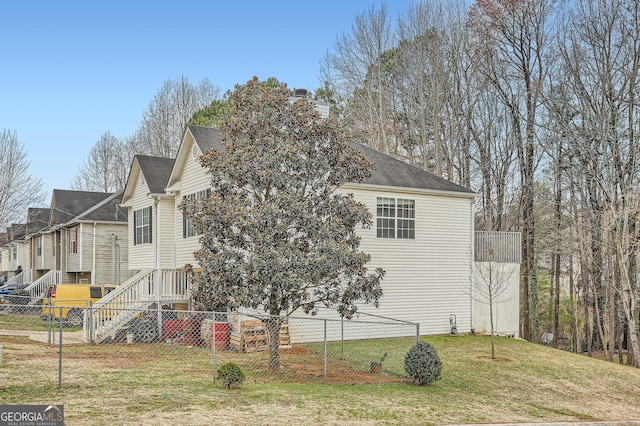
[0,0,416,205]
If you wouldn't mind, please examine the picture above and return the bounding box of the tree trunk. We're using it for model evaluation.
[266,317,282,372]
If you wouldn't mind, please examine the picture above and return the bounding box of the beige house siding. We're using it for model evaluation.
[341,184,475,335]
[172,138,211,269]
[125,169,177,271]
[0,247,9,273]
[42,233,55,270]
[65,225,83,272]
[157,197,176,269]
[127,179,156,270]
[92,223,130,284]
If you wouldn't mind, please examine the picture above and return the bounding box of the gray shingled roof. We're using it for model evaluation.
[26,208,50,234]
[72,191,127,223]
[136,155,175,194]
[188,126,473,195]
[188,125,224,153]
[351,142,474,194]
[50,190,118,225]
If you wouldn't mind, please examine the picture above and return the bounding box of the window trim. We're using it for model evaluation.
[183,189,211,239]
[69,227,78,254]
[376,197,415,239]
[133,206,153,245]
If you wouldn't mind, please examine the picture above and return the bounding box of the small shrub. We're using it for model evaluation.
[404,341,442,385]
[217,362,245,389]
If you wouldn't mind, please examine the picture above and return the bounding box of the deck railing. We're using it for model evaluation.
[474,231,521,264]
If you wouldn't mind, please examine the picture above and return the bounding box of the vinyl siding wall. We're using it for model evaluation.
[173,141,211,269]
[92,223,131,285]
[472,262,520,337]
[127,179,157,270]
[341,185,475,335]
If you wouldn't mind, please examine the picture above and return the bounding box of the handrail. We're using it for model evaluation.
[7,270,32,286]
[23,270,61,298]
[86,269,189,342]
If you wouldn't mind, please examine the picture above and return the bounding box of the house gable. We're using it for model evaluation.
[122,155,176,270]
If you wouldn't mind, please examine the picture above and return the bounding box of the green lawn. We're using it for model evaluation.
[1,332,639,425]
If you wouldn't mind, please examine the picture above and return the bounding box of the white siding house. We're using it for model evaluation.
[121,155,176,270]
[116,125,526,337]
[165,126,219,269]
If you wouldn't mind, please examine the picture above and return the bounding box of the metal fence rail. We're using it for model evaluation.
[0,300,419,388]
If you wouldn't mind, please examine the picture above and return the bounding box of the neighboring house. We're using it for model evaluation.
[25,208,52,280]
[120,155,176,270]
[48,189,132,285]
[165,125,222,269]
[6,223,29,280]
[111,125,521,338]
[0,232,9,276]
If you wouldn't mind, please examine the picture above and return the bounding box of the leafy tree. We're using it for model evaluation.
[0,129,45,229]
[188,99,231,127]
[184,77,384,370]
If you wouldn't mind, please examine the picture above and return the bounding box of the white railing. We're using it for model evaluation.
[7,270,32,286]
[474,231,521,264]
[23,270,61,299]
[85,269,189,342]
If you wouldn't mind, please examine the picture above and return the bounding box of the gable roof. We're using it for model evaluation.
[26,208,50,235]
[183,126,473,195]
[188,125,224,153]
[49,190,117,226]
[136,155,175,194]
[66,190,127,224]
[166,125,224,190]
[351,142,474,195]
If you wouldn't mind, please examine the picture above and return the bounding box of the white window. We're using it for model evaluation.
[134,206,152,245]
[36,236,42,257]
[376,198,415,239]
[69,228,78,254]
[183,189,210,238]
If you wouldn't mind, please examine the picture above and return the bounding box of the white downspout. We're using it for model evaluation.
[92,222,97,284]
[470,198,475,334]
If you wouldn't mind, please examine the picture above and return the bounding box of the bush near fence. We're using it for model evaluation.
[0,299,419,387]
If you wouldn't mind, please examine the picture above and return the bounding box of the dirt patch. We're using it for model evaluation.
[477,355,511,362]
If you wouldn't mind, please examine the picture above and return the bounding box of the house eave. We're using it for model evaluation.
[340,182,477,199]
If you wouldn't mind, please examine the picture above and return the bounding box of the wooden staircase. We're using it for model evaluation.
[84,269,189,343]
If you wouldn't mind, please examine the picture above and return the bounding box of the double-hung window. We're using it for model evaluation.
[36,236,42,257]
[69,228,78,254]
[134,206,152,245]
[376,197,415,239]
[183,189,211,238]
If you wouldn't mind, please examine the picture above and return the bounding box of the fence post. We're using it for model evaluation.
[341,317,344,360]
[324,319,327,378]
[58,306,63,389]
[47,298,52,345]
[212,313,217,384]
[416,323,420,345]
[88,302,93,343]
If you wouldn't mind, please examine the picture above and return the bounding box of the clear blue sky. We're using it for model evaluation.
[0,0,415,203]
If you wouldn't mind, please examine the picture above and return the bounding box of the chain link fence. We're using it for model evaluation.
[0,296,419,388]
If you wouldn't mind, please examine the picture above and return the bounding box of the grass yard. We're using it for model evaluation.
[1,331,639,425]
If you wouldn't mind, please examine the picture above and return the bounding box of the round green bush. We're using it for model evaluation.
[404,341,442,385]
[217,362,245,389]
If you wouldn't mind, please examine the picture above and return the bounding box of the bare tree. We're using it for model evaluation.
[0,130,45,228]
[323,3,396,155]
[132,76,219,157]
[472,250,518,359]
[72,131,130,192]
[468,0,557,342]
